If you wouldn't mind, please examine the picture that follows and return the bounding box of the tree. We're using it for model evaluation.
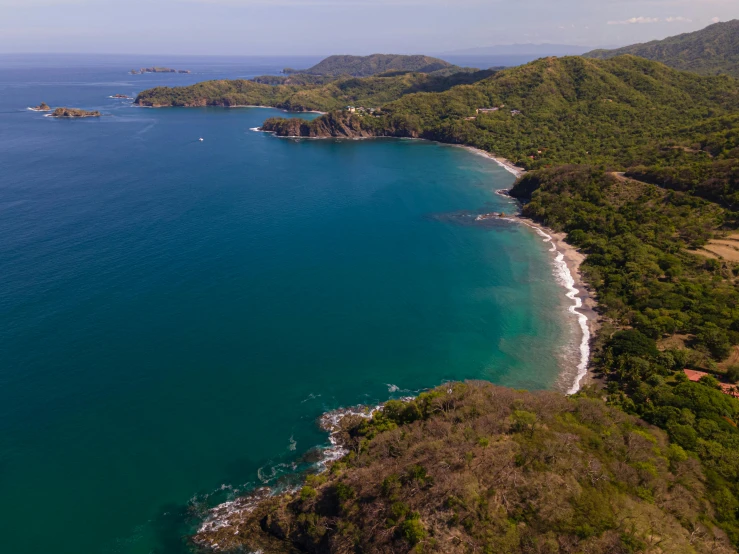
[696,324,732,361]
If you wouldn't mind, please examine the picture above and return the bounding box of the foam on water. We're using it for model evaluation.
[524,223,590,394]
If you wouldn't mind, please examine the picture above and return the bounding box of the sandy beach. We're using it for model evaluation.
[456,144,600,391]
[457,145,527,178]
[517,217,601,392]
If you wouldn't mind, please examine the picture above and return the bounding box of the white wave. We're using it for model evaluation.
[525,224,590,394]
[288,435,297,451]
[300,392,321,403]
[257,462,291,483]
[249,127,263,132]
[196,487,271,536]
[387,384,400,393]
[317,404,381,468]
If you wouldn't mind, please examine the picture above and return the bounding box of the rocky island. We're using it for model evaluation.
[48,107,101,118]
[131,67,191,74]
[111,94,131,99]
[29,102,51,112]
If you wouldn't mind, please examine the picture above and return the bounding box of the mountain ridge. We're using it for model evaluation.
[585,20,739,77]
[299,53,456,77]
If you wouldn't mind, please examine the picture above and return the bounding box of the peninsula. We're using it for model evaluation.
[195,382,732,553]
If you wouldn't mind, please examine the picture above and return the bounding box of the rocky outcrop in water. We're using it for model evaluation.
[261,112,422,139]
[49,107,101,118]
[131,67,190,74]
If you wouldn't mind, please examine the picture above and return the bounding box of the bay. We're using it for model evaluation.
[0,55,574,553]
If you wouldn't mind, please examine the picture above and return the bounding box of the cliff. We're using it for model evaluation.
[261,112,419,139]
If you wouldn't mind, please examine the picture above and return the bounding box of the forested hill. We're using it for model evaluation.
[298,54,455,76]
[134,69,495,111]
[263,55,739,169]
[585,20,739,77]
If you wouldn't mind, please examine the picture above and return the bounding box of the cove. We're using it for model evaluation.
[0,56,576,554]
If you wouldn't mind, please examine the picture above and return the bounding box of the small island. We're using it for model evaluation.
[111,94,131,99]
[49,107,101,118]
[29,102,51,112]
[130,67,191,75]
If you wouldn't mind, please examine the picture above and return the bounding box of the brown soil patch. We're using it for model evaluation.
[718,345,739,372]
[691,248,720,259]
[690,233,739,262]
[658,334,689,351]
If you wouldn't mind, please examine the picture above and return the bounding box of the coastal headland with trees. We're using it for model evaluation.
[134,21,739,553]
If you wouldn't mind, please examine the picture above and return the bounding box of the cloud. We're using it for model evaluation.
[607,17,660,25]
[665,16,692,23]
[712,17,721,23]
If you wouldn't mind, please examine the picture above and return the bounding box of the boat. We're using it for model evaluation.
[198,137,204,142]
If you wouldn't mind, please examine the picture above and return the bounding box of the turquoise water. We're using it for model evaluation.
[0,56,573,553]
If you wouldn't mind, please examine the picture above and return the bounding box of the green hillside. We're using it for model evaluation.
[264,55,739,169]
[134,69,495,111]
[300,53,455,76]
[585,20,739,77]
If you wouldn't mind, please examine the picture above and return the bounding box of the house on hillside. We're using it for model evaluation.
[684,369,739,398]
[476,107,499,114]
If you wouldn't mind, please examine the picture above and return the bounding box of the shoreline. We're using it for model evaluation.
[455,144,526,178]
[451,144,599,392]
[249,131,598,391]
[515,216,600,392]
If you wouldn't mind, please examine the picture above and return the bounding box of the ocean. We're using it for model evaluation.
[0,54,578,553]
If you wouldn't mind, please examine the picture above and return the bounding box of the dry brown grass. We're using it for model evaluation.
[692,233,739,262]
[193,382,735,554]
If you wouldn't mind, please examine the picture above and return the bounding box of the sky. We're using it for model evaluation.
[0,0,737,55]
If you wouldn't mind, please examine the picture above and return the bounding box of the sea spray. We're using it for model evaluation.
[194,403,383,545]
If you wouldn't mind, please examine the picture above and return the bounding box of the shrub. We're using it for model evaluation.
[399,518,426,545]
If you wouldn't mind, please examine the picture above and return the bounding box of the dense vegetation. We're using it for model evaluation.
[134,69,495,112]
[510,165,739,545]
[195,382,734,553]
[586,20,739,78]
[262,55,739,170]
[298,54,456,77]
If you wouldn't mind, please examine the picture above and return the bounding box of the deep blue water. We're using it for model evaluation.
[0,55,575,553]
